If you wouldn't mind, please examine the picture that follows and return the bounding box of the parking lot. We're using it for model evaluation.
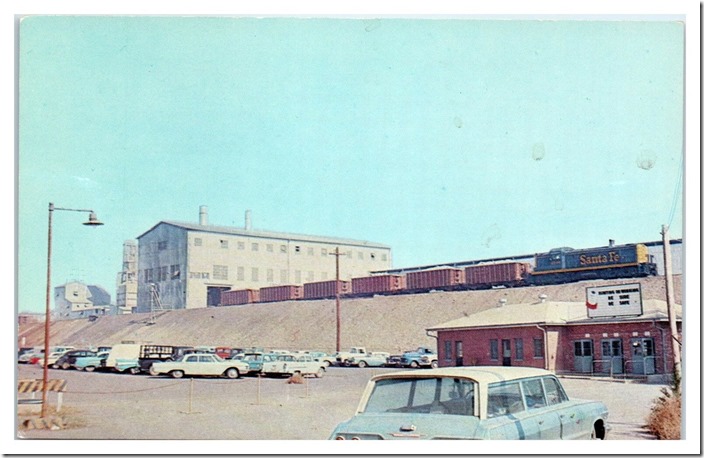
[17,364,664,441]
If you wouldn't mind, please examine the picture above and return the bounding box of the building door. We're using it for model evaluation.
[631,338,655,375]
[206,286,230,307]
[573,340,593,373]
[600,339,623,374]
[454,341,463,367]
[502,339,511,366]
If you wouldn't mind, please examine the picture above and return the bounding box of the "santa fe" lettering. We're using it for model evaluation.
[580,251,620,265]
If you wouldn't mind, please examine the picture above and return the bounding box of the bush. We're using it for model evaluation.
[646,371,681,440]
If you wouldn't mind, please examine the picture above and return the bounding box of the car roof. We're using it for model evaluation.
[371,366,553,385]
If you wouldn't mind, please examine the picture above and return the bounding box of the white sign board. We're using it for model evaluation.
[586,283,643,318]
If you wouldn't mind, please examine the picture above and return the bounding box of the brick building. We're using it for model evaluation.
[428,294,681,380]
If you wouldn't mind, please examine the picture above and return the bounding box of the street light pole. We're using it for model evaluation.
[41,203,103,418]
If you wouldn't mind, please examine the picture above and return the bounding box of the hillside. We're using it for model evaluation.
[18,275,682,354]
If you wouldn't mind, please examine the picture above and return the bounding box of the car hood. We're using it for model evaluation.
[330,413,482,440]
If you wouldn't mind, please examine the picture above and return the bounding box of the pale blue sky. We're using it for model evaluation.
[18,16,686,314]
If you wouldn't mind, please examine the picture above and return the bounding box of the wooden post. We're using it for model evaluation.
[661,225,682,379]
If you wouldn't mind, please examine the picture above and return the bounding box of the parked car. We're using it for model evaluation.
[346,352,390,368]
[35,351,66,367]
[150,353,250,379]
[329,366,609,440]
[73,351,110,372]
[400,347,438,369]
[261,353,325,378]
[239,352,279,374]
[54,349,97,370]
[309,351,336,367]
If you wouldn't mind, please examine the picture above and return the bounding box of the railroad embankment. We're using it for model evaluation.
[18,275,681,354]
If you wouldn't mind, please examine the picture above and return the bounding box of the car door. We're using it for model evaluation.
[542,376,586,439]
[182,354,199,375]
[486,381,540,439]
[521,377,561,439]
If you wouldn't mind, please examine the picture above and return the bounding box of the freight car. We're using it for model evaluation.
[220,289,259,306]
[528,243,657,285]
[350,274,406,297]
[259,285,304,303]
[464,262,532,289]
[303,280,352,300]
[405,268,465,293]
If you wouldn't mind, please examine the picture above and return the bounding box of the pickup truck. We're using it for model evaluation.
[334,347,368,366]
[261,354,326,378]
[400,347,439,368]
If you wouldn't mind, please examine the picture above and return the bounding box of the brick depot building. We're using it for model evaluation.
[428,296,681,380]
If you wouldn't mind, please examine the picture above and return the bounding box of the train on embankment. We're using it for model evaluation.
[219,242,658,306]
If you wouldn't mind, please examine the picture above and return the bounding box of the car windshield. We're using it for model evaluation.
[364,377,476,416]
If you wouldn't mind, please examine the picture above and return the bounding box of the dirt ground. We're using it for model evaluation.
[14,363,669,454]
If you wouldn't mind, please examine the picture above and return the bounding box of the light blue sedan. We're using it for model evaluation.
[329,366,608,440]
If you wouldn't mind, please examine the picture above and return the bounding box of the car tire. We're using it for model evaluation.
[149,367,159,376]
[323,360,331,367]
[316,367,325,378]
[410,361,419,368]
[430,361,438,369]
[225,368,240,379]
[61,362,71,370]
[171,370,184,379]
[129,367,140,375]
[358,360,367,368]
[85,366,95,372]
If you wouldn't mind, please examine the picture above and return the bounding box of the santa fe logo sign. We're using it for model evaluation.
[585,283,643,318]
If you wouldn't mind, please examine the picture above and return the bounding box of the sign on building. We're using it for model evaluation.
[585,283,643,318]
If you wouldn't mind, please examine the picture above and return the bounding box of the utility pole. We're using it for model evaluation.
[661,224,681,380]
[329,247,345,352]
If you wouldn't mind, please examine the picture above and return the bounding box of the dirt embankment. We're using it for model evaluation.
[18,276,681,354]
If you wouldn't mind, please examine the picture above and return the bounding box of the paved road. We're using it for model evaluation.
[16,364,664,441]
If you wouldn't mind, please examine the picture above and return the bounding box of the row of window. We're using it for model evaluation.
[442,338,545,362]
[142,265,333,284]
[189,237,388,262]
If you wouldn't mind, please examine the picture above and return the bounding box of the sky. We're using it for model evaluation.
[15,13,691,315]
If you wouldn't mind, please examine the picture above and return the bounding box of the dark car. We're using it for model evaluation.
[54,350,97,370]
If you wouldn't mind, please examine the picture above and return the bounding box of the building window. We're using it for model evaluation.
[267,269,274,282]
[252,243,259,252]
[237,267,245,281]
[307,247,314,256]
[490,339,499,360]
[294,245,301,253]
[444,340,453,361]
[370,253,376,260]
[382,254,387,261]
[321,272,328,281]
[220,239,229,249]
[158,241,167,250]
[194,238,202,246]
[358,252,363,260]
[280,245,287,253]
[321,248,328,256]
[213,265,228,281]
[170,265,180,280]
[238,242,245,250]
[533,338,544,359]
[267,244,273,252]
[251,268,259,282]
[515,338,524,361]
[307,271,314,281]
[280,270,288,283]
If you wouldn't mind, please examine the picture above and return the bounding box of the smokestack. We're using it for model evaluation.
[245,209,252,231]
[199,205,208,226]
[609,239,615,247]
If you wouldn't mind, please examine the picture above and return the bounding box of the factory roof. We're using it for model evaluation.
[138,221,391,250]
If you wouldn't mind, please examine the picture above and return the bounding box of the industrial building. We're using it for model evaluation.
[135,207,392,312]
[54,281,112,320]
[115,240,137,314]
[428,285,681,381]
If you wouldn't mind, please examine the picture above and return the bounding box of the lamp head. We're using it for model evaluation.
[83,211,104,226]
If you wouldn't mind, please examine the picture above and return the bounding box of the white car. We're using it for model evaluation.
[261,354,326,378]
[150,353,249,379]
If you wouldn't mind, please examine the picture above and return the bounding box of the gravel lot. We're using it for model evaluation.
[16,363,665,445]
